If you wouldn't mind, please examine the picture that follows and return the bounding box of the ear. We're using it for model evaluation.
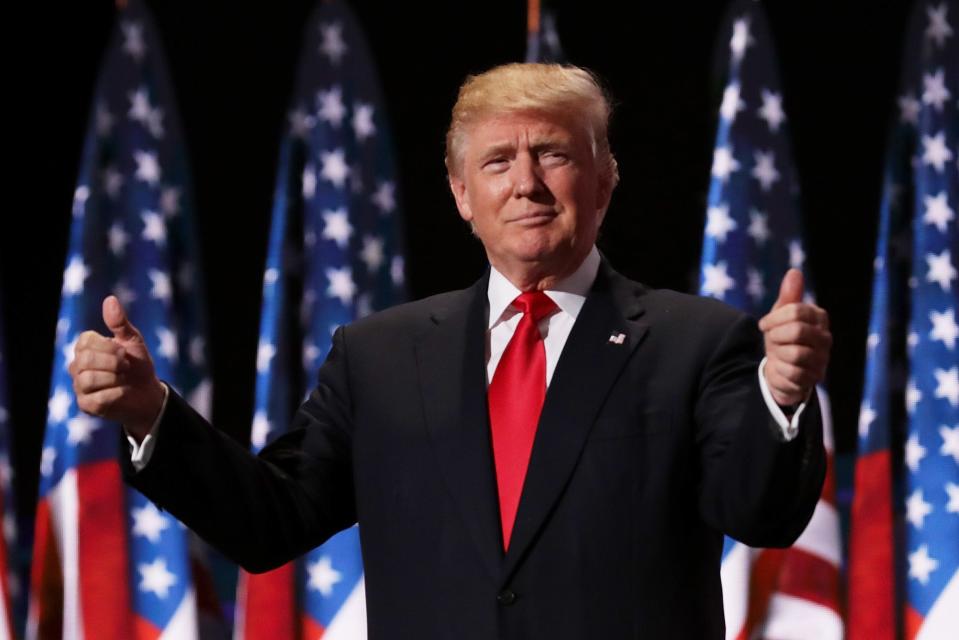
[449,174,473,223]
[594,172,615,225]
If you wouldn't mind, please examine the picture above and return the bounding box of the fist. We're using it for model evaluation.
[758,269,832,407]
[68,296,166,440]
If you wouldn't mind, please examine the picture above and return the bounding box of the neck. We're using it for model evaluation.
[490,247,594,292]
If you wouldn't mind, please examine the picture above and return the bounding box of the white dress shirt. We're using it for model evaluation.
[130,246,804,470]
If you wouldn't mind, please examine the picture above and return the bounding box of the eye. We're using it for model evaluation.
[540,150,569,164]
[482,157,509,171]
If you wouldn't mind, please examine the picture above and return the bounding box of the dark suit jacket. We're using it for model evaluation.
[124,262,825,639]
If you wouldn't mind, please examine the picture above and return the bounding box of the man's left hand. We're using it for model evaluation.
[758,268,832,407]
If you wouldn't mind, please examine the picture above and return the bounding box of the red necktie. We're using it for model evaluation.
[488,291,558,550]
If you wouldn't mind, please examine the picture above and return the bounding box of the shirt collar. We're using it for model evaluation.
[487,246,601,329]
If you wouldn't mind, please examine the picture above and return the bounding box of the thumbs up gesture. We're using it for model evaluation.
[757,269,832,407]
[68,296,166,440]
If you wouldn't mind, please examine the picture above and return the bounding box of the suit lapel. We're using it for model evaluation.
[502,264,649,581]
[414,273,503,580]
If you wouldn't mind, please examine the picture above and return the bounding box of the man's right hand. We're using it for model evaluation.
[68,295,166,441]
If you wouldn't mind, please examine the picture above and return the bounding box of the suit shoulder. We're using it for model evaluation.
[641,287,755,333]
[342,286,476,338]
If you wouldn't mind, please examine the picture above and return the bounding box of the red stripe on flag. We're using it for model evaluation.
[849,450,895,640]
[77,461,133,639]
[743,548,787,637]
[0,489,15,637]
[238,563,297,639]
[904,604,923,640]
[770,546,842,614]
[28,499,63,639]
[134,614,162,640]
[301,612,325,640]
[821,453,837,506]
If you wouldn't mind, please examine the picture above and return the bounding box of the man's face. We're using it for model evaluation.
[449,110,612,284]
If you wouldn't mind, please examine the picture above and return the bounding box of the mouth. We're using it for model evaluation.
[508,211,557,226]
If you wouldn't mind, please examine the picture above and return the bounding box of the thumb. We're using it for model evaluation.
[102,296,141,343]
[772,268,804,310]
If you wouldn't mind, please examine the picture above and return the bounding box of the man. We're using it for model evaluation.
[70,63,830,638]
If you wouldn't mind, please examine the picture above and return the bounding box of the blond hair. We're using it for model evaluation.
[445,63,618,185]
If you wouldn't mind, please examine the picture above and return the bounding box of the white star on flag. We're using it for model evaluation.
[102,166,125,199]
[115,280,137,307]
[320,149,350,189]
[141,211,167,245]
[922,131,954,172]
[905,433,927,472]
[317,86,347,127]
[138,557,177,599]
[121,21,146,61]
[747,210,770,245]
[925,3,954,47]
[701,262,736,299]
[360,236,385,272]
[190,336,206,366]
[39,448,56,477]
[108,223,129,255]
[289,107,316,139]
[391,255,405,286]
[263,268,279,287]
[751,150,780,191]
[251,411,272,450]
[319,22,348,64]
[303,343,322,369]
[307,556,342,597]
[789,240,806,269]
[898,93,921,125]
[940,424,959,463]
[705,204,738,242]
[922,69,951,111]
[907,379,923,414]
[160,187,181,218]
[746,268,765,302]
[131,503,169,543]
[908,544,939,585]
[720,83,745,123]
[149,270,172,303]
[930,308,959,349]
[758,88,786,132]
[711,146,740,182]
[72,186,89,217]
[923,191,954,233]
[933,366,959,406]
[946,483,959,513]
[62,256,90,295]
[133,150,161,186]
[156,327,178,362]
[729,17,753,61]
[352,102,376,141]
[906,488,934,529]
[326,267,357,305]
[146,106,164,139]
[859,402,877,437]
[322,208,354,248]
[926,250,957,291]
[256,341,276,374]
[66,414,100,446]
[128,87,152,124]
[303,163,317,198]
[371,181,396,214]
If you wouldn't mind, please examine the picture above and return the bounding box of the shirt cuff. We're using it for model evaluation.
[126,382,169,472]
[757,357,806,441]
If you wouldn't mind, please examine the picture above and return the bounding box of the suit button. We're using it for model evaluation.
[497,589,517,606]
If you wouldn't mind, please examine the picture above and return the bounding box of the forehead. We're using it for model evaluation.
[462,110,588,151]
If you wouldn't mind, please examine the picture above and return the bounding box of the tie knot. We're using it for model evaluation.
[513,291,558,323]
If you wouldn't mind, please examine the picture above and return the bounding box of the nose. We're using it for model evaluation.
[512,152,543,198]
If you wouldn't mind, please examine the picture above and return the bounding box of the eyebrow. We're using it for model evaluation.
[477,138,571,160]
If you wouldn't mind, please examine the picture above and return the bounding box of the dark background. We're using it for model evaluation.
[4,0,915,525]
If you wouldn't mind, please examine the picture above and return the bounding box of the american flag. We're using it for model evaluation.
[697,2,843,637]
[0,301,17,639]
[525,0,565,63]
[233,2,406,638]
[850,2,958,638]
[27,1,217,637]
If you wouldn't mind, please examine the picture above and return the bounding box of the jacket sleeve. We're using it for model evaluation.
[122,327,357,573]
[693,313,826,548]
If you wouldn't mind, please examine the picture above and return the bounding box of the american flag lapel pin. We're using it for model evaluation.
[608,332,626,345]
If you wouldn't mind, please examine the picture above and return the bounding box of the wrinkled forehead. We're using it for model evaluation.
[461,108,594,152]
